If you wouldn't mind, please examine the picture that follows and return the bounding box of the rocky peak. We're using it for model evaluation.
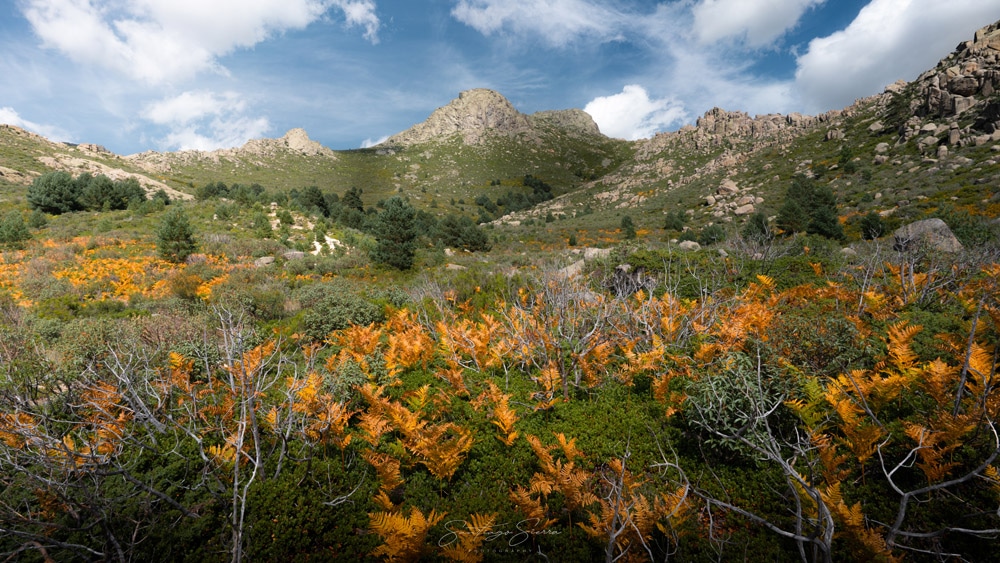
[386,89,533,146]
[529,109,602,137]
[239,128,335,158]
[913,20,1000,121]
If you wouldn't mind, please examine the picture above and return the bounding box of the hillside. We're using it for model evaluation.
[0,19,999,563]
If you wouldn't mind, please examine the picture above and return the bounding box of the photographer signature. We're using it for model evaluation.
[438,518,562,548]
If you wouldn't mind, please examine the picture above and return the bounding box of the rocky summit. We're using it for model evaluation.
[385,88,603,147]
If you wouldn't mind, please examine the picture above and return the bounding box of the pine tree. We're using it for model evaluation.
[156,207,197,263]
[0,211,31,247]
[621,215,637,240]
[370,196,417,270]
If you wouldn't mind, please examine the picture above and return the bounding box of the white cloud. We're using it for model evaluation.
[360,134,390,148]
[20,0,381,85]
[143,91,246,125]
[692,0,825,46]
[795,0,1000,112]
[451,0,625,45]
[584,85,687,140]
[143,91,270,151]
[0,106,73,141]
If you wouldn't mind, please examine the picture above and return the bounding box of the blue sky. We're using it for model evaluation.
[1,0,999,154]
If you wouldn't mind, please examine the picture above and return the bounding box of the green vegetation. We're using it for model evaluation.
[156,206,197,263]
[1,69,1000,562]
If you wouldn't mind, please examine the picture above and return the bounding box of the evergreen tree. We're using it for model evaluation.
[342,187,364,212]
[776,175,843,239]
[438,214,491,252]
[156,207,197,263]
[370,196,417,270]
[859,211,886,240]
[26,209,47,229]
[621,215,637,240]
[0,211,31,247]
[27,171,82,214]
[741,211,773,244]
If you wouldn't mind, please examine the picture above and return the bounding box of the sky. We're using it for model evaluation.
[1,0,999,154]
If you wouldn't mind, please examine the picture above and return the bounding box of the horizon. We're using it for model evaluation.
[2,1,999,154]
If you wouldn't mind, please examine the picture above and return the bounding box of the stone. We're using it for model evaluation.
[705,195,717,206]
[826,129,844,141]
[678,240,701,251]
[949,128,961,145]
[954,96,976,115]
[583,247,611,260]
[717,179,739,194]
[717,249,729,258]
[875,142,890,154]
[937,145,949,159]
[282,251,306,261]
[734,204,755,216]
[893,218,964,253]
[254,256,275,267]
[557,260,584,278]
[736,196,755,206]
[868,121,884,133]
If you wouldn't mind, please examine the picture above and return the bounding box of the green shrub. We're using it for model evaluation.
[298,282,384,341]
[156,207,197,263]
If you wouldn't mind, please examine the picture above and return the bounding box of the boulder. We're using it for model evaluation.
[254,256,275,267]
[734,204,755,216]
[717,179,739,194]
[678,240,701,251]
[583,247,611,260]
[893,218,964,253]
[282,251,306,261]
[557,260,585,279]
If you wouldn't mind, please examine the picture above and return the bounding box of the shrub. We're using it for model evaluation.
[858,211,887,240]
[698,224,726,246]
[298,282,384,341]
[438,214,491,252]
[156,207,197,263]
[0,211,31,247]
[369,197,417,270]
[27,171,81,214]
[621,215,637,240]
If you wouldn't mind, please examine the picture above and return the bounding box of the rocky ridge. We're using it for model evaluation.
[127,128,337,175]
[385,89,603,146]
[0,124,191,201]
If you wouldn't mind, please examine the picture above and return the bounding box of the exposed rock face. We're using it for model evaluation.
[386,89,534,146]
[530,109,602,137]
[893,218,964,253]
[127,128,336,174]
[913,21,1000,126]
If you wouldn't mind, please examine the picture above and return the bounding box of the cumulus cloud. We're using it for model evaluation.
[0,106,73,141]
[143,91,270,150]
[692,0,825,46]
[795,0,1000,112]
[450,0,626,45]
[584,85,687,140]
[20,0,380,85]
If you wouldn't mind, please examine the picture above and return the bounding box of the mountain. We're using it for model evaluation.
[384,88,603,146]
[2,20,1000,243]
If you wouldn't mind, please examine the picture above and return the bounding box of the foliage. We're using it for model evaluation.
[621,215,637,240]
[156,206,197,263]
[26,171,82,214]
[777,175,844,240]
[437,213,492,252]
[0,211,31,247]
[370,196,417,270]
